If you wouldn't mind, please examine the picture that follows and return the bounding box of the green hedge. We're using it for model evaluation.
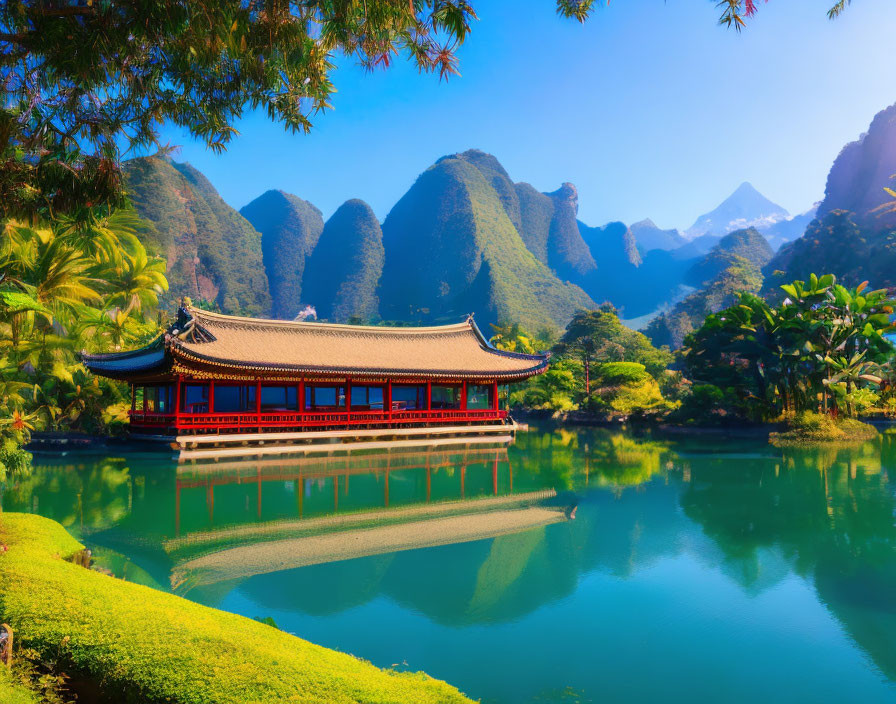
[0,513,474,704]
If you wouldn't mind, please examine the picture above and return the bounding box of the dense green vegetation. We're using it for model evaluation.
[125,157,271,316]
[240,190,324,320]
[303,199,385,322]
[0,214,166,453]
[492,307,676,418]
[682,274,895,423]
[0,513,473,704]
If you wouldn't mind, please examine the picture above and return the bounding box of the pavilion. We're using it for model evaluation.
[83,305,549,436]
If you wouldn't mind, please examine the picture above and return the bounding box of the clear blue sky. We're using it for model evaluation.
[153,0,896,231]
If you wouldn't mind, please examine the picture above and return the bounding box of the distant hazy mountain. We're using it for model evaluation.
[379,150,595,331]
[576,220,698,321]
[761,204,818,251]
[240,190,323,319]
[645,228,772,348]
[124,156,271,316]
[577,220,641,269]
[303,199,384,322]
[628,219,686,253]
[818,102,896,230]
[686,182,790,239]
[669,233,722,260]
[686,227,774,286]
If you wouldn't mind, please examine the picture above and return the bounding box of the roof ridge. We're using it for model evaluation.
[188,306,474,335]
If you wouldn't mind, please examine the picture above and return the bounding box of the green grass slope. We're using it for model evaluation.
[303,199,385,322]
[380,155,594,331]
[0,513,473,704]
[240,190,324,319]
[124,157,271,316]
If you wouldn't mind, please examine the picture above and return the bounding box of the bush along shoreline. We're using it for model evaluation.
[0,513,474,704]
[768,412,880,447]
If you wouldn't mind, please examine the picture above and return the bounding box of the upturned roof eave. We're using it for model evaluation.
[169,344,547,380]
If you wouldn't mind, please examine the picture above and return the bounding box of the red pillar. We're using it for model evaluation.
[299,378,305,426]
[209,380,215,414]
[386,379,392,422]
[174,376,182,432]
[345,378,351,420]
[256,378,262,431]
[461,381,467,412]
[426,381,432,413]
[493,380,499,412]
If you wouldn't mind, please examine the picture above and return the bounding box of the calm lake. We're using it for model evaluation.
[6,423,896,703]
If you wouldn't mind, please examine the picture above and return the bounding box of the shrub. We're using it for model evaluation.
[0,513,473,704]
[594,362,649,385]
[769,411,879,447]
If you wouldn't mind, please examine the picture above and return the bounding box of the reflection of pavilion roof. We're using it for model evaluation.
[177,445,510,480]
[83,306,549,380]
[168,490,562,588]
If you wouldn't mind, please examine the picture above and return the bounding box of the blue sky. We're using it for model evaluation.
[153,0,896,230]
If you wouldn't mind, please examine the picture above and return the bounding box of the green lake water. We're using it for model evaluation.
[6,423,896,703]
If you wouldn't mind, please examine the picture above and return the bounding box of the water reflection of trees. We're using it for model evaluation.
[678,435,896,680]
[3,459,134,535]
[510,426,673,492]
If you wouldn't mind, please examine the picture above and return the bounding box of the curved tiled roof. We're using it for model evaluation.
[84,307,549,380]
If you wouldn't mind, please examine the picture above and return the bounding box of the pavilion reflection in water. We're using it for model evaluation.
[168,445,569,590]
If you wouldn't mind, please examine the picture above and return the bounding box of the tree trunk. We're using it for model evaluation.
[583,356,590,395]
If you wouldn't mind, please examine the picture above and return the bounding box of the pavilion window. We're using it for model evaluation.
[431,385,461,409]
[306,385,346,410]
[133,385,144,412]
[213,384,256,413]
[391,385,427,410]
[260,385,298,411]
[181,384,209,414]
[351,385,384,410]
[145,386,157,413]
[154,385,173,413]
[465,384,493,410]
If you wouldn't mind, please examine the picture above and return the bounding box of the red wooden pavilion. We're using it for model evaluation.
[83,306,548,436]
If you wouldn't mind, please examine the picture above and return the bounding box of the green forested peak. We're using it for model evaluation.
[240,189,324,319]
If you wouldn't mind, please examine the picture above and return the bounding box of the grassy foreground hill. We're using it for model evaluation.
[240,190,324,319]
[380,151,595,331]
[124,156,271,316]
[0,513,473,704]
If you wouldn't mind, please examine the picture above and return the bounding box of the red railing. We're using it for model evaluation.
[129,408,507,433]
